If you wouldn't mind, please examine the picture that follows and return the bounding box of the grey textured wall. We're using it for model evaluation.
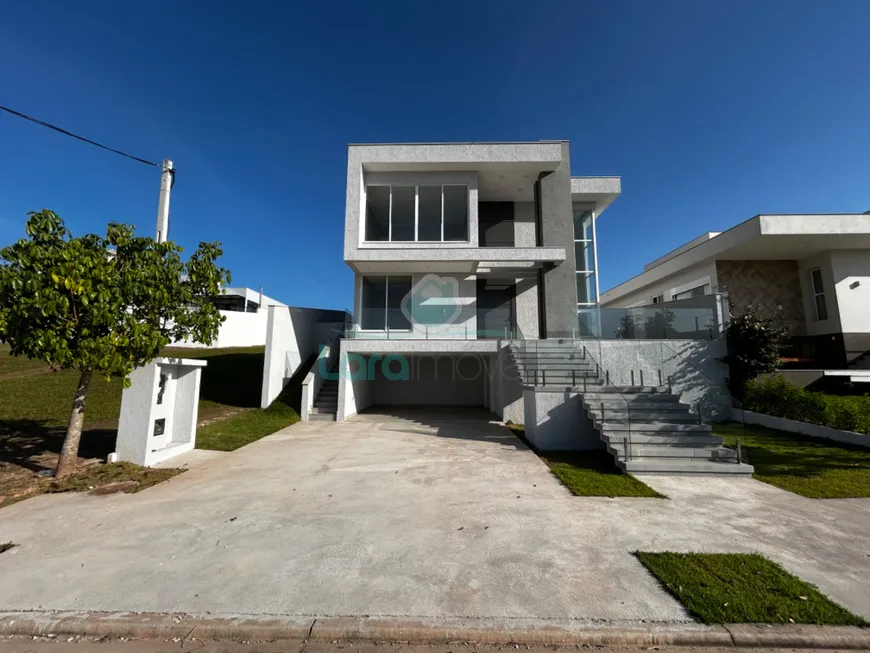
[539,142,577,337]
[523,388,600,451]
[594,338,731,421]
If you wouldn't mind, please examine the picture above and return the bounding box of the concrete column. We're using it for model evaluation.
[538,142,577,338]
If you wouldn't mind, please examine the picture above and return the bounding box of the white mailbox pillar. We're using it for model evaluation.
[115,357,208,466]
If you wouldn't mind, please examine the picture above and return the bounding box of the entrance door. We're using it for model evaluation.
[477,280,515,339]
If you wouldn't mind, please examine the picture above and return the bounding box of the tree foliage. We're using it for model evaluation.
[0,210,231,476]
[723,305,789,399]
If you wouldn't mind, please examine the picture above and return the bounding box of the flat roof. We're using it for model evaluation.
[601,213,870,303]
[348,140,567,146]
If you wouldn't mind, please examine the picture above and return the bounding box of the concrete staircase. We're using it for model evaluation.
[508,339,604,387]
[310,377,338,421]
[509,339,754,476]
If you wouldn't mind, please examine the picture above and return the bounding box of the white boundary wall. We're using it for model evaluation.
[734,408,870,449]
[172,310,268,349]
[261,306,348,408]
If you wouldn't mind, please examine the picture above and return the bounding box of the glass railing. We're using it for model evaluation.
[577,306,720,340]
[345,309,520,340]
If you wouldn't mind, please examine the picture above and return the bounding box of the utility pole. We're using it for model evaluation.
[155,159,174,243]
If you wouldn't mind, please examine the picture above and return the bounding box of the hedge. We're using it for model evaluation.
[744,376,870,435]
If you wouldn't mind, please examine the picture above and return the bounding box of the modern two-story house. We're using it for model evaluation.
[333,141,620,420]
[261,140,752,475]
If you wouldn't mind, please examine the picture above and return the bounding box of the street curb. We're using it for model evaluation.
[0,611,867,648]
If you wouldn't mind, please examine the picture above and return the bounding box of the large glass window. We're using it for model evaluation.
[363,185,468,243]
[573,210,597,307]
[360,275,412,331]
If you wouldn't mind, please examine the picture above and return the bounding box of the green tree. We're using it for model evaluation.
[723,305,789,400]
[0,210,231,477]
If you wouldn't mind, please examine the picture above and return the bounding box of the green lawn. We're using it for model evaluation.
[0,344,303,506]
[508,425,665,498]
[636,552,867,626]
[714,421,870,498]
[197,402,300,451]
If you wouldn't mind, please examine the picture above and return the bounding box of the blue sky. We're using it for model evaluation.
[1,0,868,310]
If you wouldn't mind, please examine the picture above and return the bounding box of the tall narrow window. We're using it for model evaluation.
[390,186,415,241]
[810,268,828,321]
[418,186,442,241]
[361,276,387,330]
[443,185,468,241]
[573,210,597,307]
[365,187,390,241]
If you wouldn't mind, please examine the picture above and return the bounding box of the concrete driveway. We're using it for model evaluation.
[1,408,869,624]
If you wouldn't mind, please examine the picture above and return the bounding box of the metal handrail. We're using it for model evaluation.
[575,338,634,463]
[658,340,748,465]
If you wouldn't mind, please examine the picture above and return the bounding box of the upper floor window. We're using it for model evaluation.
[810,268,828,321]
[365,185,468,242]
[672,283,709,301]
[573,210,597,307]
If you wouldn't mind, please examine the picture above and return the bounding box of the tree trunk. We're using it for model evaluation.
[56,369,92,478]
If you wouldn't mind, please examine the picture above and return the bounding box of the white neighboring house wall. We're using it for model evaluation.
[261,306,349,408]
[170,286,287,349]
[174,310,269,349]
[602,260,719,308]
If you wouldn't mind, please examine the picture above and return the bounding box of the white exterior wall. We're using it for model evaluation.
[797,252,842,335]
[261,307,347,408]
[602,260,718,308]
[829,250,870,334]
[172,310,268,349]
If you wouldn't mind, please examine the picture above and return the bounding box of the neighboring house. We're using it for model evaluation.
[210,286,285,313]
[173,286,288,349]
[600,213,870,368]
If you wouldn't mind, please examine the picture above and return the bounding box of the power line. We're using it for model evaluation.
[0,104,160,168]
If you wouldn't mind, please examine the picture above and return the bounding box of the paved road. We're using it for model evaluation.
[1,408,869,623]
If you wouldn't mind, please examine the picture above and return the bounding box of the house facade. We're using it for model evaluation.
[333,141,620,420]
[600,213,870,367]
[261,140,750,475]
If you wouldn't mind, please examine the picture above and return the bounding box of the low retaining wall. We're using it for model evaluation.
[733,408,870,449]
[523,388,601,451]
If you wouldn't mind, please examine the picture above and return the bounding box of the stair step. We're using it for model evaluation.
[588,410,698,423]
[308,412,336,421]
[607,443,737,459]
[618,459,754,475]
[597,421,712,434]
[588,401,689,411]
[602,433,723,445]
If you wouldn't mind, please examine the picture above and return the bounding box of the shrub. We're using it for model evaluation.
[744,376,870,435]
